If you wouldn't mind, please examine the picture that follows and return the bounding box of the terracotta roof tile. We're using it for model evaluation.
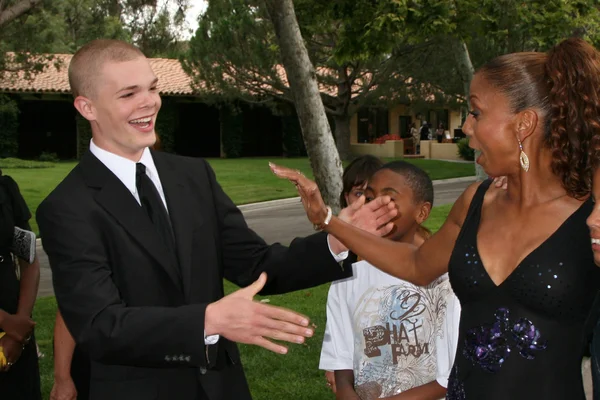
[0,54,195,96]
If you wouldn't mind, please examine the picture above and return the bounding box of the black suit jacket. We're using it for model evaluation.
[37,151,351,400]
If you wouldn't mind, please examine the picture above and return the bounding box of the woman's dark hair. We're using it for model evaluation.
[340,155,384,207]
[378,160,434,239]
[478,38,600,199]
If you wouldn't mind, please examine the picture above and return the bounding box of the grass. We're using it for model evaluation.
[33,205,452,400]
[9,157,472,235]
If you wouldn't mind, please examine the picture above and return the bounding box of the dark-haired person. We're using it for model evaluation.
[0,171,41,400]
[322,155,384,392]
[272,37,600,399]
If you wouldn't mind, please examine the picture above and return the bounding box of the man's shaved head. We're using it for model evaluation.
[68,39,145,98]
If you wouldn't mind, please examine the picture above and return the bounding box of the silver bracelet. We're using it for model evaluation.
[314,206,332,231]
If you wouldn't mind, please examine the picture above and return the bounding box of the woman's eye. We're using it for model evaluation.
[354,191,363,198]
[468,109,480,118]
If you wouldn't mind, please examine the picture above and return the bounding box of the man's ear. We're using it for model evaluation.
[73,95,96,122]
[416,202,432,225]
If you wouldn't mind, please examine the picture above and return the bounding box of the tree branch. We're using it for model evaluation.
[0,0,42,28]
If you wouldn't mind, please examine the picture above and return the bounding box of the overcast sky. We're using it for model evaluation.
[183,0,208,39]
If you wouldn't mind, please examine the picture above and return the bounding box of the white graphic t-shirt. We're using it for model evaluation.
[320,260,460,399]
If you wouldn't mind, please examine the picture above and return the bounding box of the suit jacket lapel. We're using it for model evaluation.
[152,151,201,302]
[80,152,183,290]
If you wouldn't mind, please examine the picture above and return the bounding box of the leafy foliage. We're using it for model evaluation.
[220,105,244,158]
[0,95,19,157]
[457,137,474,161]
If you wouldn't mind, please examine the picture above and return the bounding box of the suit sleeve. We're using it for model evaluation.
[37,198,211,369]
[201,160,352,294]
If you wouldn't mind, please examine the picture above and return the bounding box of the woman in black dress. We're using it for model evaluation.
[0,172,41,399]
[272,37,600,399]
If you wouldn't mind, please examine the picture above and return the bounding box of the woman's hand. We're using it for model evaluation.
[269,163,330,226]
[0,312,35,343]
[0,334,24,372]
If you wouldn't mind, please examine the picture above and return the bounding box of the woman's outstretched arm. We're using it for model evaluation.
[270,163,479,285]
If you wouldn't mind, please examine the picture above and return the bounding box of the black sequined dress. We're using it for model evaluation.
[447,180,600,399]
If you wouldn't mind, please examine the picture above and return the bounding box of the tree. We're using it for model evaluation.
[0,0,43,28]
[182,0,425,161]
[261,0,343,210]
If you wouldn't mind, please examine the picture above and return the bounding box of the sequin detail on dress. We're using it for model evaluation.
[447,364,466,400]
[463,308,547,373]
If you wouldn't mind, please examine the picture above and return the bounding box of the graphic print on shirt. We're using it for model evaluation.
[353,279,451,398]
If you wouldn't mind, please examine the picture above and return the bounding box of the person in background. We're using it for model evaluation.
[322,155,384,393]
[410,123,420,155]
[435,123,445,144]
[0,170,41,400]
[320,161,458,400]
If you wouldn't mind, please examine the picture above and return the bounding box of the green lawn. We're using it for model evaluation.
[7,157,472,235]
[33,204,453,400]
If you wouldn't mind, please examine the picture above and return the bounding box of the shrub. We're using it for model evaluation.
[38,152,59,162]
[0,157,55,169]
[220,106,244,158]
[0,95,19,158]
[457,138,475,161]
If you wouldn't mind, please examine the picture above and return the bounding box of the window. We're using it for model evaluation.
[357,107,389,143]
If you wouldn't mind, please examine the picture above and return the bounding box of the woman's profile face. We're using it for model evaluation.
[461,73,521,177]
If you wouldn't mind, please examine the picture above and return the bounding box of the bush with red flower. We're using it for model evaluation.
[373,134,402,144]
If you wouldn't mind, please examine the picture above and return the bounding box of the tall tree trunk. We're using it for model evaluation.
[0,0,43,28]
[263,0,343,211]
[333,114,352,161]
[454,39,487,181]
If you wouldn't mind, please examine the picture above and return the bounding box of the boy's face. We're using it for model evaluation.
[364,169,429,242]
[586,168,600,266]
[77,56,161,161]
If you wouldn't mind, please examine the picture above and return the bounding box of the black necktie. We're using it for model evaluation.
[135,163,177,257]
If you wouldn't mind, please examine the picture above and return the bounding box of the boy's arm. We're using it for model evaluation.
[382,380,446,400]
[335,370,361,400]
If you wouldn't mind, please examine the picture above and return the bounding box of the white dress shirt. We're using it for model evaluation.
[89,140,219,345]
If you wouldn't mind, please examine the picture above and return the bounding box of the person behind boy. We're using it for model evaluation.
[320,161,458,399]
[323,155,384,393]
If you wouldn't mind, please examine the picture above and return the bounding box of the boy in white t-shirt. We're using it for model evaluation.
[320,161,459,399]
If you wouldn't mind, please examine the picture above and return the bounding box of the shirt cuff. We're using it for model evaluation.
[327,235,349,262]
[204,330,220,345]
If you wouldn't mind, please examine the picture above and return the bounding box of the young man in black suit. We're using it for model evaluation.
[37,39,395,400]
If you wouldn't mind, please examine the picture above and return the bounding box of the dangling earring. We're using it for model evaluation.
[518,139,530,172]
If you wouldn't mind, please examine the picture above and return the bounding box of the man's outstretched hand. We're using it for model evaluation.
[205,273,314,354]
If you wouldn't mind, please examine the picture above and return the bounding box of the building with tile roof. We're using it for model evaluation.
[0,54,464,160]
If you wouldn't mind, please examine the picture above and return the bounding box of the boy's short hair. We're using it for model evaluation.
[68,39,145,98]
[378,161,434,239]
[341,155,384,207]
[378,161,434,206]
